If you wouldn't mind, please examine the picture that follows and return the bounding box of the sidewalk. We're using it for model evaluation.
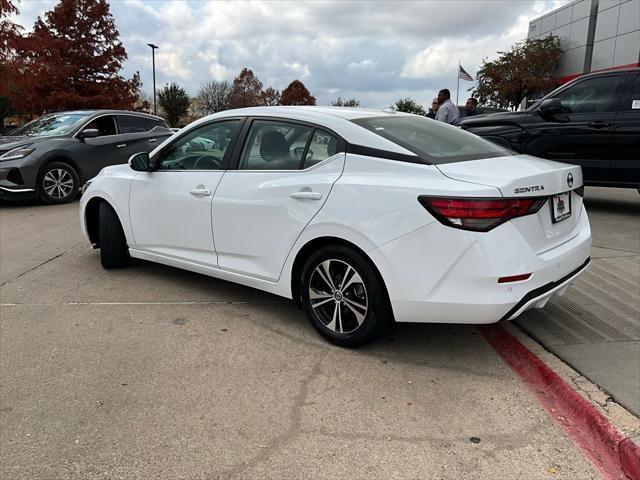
[516,187,640,416]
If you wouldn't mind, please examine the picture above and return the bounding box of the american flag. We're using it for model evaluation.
[458,65,473,81]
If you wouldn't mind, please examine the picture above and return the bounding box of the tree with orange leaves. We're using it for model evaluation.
[280,80,316,106]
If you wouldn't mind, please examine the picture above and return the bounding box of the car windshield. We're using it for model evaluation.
[352,115,511,164]
[9,113,88,137]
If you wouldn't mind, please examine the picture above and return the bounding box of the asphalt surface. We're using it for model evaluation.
[0,189,634,479]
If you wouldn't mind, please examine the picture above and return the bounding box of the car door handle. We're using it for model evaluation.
[587,121,611,129]
[116,144,127,148]
[189,187,212,197]
[290,191,322,200]
[148,138,157,143]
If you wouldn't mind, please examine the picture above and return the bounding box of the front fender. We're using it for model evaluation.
[79,170,134,245]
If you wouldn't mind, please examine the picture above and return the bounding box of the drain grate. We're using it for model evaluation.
[516,257,639,345]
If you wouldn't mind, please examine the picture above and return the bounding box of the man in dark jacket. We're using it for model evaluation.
[465,97,479,116]
[426,98,439,119]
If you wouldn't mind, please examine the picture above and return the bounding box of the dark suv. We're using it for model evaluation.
[0,110,172,203]
[460,68,640,189]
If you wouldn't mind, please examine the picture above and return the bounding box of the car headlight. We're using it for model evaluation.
[0,146,35,162]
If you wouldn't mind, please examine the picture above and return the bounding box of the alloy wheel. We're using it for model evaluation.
[43,168,75,200]
[308,259,368,334]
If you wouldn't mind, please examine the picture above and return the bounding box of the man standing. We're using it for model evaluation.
[435,89,459,125]
[465,97,479,116]
[426,98,439,119]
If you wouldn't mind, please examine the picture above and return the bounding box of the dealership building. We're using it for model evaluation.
[528,0,640,83]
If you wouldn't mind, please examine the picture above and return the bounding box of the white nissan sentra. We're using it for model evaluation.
[80,106,591,347]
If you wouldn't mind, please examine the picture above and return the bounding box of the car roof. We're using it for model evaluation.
[49,109,164,120]
[214,105,405,121]
[581,67,639,77]
[188,106,420,156]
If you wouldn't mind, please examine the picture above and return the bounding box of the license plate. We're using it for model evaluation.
[551,192,571,223]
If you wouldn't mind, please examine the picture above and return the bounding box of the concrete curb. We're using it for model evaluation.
[480,324,640,480]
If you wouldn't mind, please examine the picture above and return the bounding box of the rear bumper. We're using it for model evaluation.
[499,257,590,321]
[368,203,592,324]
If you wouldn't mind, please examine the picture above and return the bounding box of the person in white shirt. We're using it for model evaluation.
[434,89,460,125]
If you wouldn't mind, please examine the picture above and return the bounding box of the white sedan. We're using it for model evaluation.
[80,106,591,347]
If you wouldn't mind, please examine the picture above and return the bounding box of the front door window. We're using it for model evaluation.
[158,120,241,170]
[556,76,620,113]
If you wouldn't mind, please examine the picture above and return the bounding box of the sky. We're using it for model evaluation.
[11,0,569,108]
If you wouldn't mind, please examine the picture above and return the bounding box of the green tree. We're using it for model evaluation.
[394,98,425,115]
[331,97,360,107]
[474,36,563,110]
[158,82,190,127]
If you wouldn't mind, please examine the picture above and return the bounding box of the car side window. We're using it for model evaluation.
[239,120,313,170]
[556,76,619,113]
[116,115,148,133]
[303,130,340,169]
[158,120,241,171]
[626,74,640,112]
[145,117,168,129]
[82,115,117,136]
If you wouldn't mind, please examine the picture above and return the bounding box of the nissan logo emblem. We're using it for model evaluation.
[567,173,574,188]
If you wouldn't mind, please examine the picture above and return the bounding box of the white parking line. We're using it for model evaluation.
[1,301,289,306]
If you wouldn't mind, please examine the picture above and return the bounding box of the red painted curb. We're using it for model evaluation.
[479,324,640,480]
[619,438,640,480]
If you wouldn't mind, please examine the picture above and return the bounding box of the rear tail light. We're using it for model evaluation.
[418,196,546,232]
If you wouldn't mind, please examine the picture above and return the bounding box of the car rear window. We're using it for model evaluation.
[352,115,512,164]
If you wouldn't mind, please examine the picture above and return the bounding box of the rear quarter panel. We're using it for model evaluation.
[276,154,502,297]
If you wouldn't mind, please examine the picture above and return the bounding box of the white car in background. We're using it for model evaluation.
[80,106,591,347]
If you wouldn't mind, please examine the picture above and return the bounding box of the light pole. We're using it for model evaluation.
[147,43,158,115]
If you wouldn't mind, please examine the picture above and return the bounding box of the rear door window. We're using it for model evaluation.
[116,115,148,133]
[145,117,168,130]
[303,130,341,168]
[625,74,640,111]
[238,120,313,170]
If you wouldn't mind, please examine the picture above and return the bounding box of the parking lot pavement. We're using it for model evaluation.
[516,187,640,416]
[0,196,629,479]
[0,201,85,284]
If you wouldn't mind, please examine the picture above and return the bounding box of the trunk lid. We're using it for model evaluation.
[435,154,582,197]
[436,154,585,254]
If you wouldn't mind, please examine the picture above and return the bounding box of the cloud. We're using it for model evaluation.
[11,0,570,108]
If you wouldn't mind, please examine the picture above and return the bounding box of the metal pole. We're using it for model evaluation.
[147,43,159,115]
[152,49,156,115]
[456,60,460,106]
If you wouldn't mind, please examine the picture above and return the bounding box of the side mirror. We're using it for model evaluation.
[538,98,567,117]
[79,128,100,139]
[129,152,151,172]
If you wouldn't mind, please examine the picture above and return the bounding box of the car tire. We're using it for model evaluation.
[300,245,391,347]
[99,202,130,269]
[38,162,80,204]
